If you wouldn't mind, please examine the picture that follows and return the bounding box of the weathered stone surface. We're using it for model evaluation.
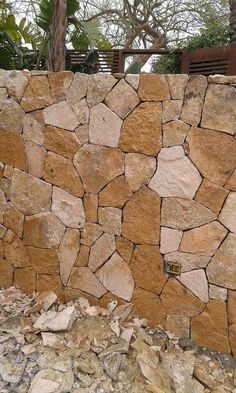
[132,287,166,327]
[1,177,11,201]
[3,203,24,237]
[178,269,208,303]
[202,84,236,135]
[25,142,46,178]
[105,79,140,119]
[219,192,236,233]
[228,290,236,325]
[161,198,216,230]
[83,193,98,222]
[43,126,81,159]
[99,176,132,208]
[209,285,227,302]
[43,101,79,131]
[162,100,182,123]
[3,230,30,268]
[163,120,190,147]
[130,245,167,294]
[138,74,170,101]
[23,110,44,145]
[0,100,24,133]
[75,244,89,267]
[74,144,124,193]
[36,274,64,302]
[58,229,80,285]
[116,237,133,263]
[181,76,207,126]
[0,190,7,224]
[66,73,89,105]
[24,212,65,248]
[207,233,236,290]
[81,223,103,246]
[191,300,231,353]
[180,221,227,256]
[87,74,116,108]
[0,352,27,384]
[5,70,29,100]
[119,102,162,155]
[165,315,190,338]
[52,187,85,228]
[21,75,53,112]
[160,227,182,254]
[27,247,59,274]
[72,98,89,124]
[68,267,107,298]
[196,179,229,214]
[43,152,84,197]
[98,207,122,235]
[149,146,201,199]
[48,71,74,103]
[122,187,160,245]
[96,252,134,301]
[0,87,7,109]
[89,103,122,147]
[187,127,236,186]
[166,74,189,100]
[161,279,205,317]
[229,324,236,359]
[0,224,6,239]
[11,170,51,215]
[125,153,156,192]
[125,74,140,90]
[0,259,13,288]
[65,287,99,305]
[225,169,236,191]
[208,74,236,84]
[0,130,27,170]
[14,267,36,293]
[75,124,89,144]
[88,233,116,272]
[164,251,211,273]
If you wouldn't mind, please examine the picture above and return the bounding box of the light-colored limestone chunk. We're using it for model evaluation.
[164,251,211,273]
[23,111,44,145]
[181,75,207,126]
[73,98,89,124]
[105,79,140,119]
[209,285,227,302]
[88,233,116,272]
[66,72,89,105]
[68,267,107,298]
[52,187,85,229]
[162,100,182,123]
[125,153,156,192]
[58,229,80,285]
[43,101,79,131]
[177,269,208,303]
[98,207,122,235]
[125,74,140,90]
[219,192,236,233]
[87,74,116,108]
[5,70,29,100]
[160,227,182,254]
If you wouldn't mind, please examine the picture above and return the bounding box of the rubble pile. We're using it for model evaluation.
[0,287,235,393]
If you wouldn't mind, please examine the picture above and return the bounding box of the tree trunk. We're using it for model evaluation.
[230,0,236,44]
[49,0,67,71]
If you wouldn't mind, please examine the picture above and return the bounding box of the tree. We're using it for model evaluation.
[229,0,236,43]
[49,0,67,71]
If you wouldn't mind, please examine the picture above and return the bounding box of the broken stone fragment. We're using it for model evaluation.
[0,352,27,383]
[33,306,76,332]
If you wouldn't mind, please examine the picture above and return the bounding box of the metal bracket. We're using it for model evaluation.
[164,261,181,275]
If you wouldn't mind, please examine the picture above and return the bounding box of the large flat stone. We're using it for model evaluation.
[58,229,80,285]
[68,267,107,298]
[178,269,208,303]
[166,74,189,100]
[88,233,116,272]
[149,146,201,199]
[181,76,207,126]
[132,287,166,327]
[43,126,81,159]
[164,251,211,273]
[125,153,156,192]
[0,130,27,170]
[43,102,79,131]
[219,192,236,233]
[105,79,140,119]
[0,100,24,133]
[138,74,170,101]
[27,247,59,274]
[52,187,85,229]
[5,70,29,100]
[163,120,190,147]
[21,75,53,112]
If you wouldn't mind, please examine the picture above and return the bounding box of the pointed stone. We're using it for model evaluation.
[66,72,89,105]
[181,76,207,126]
[27,247,59,274]
[160,227,182,254]
[209,285,227,302]
[195,179,229,214]
[105,79,140,119]
[43,101,79,131]
[0,130,27,170]
[48,71,74,103]
[58,229,80,285]
[88,233,116,272]
[125,74,140,90]
[75,245,90,267]
[116,237,133,263]
[21,75,53,112]
[87,74,116,108]
[68,267,107,298]
[138,74,170,101]
[52,186,85,229]
[125,153,156,192]
[43,126,81,159]
[99,176,132,208]
[163,120,190,147]
[178,269,208,303]
[219,192,236,233]
[0,99,24,133]
[81,223,103,246]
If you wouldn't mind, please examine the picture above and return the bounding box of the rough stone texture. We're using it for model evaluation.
[225,169,236,191]
[180,221,227,256]
[86,74,116,108]
[195,179,229,214]
[149,146,201,199]
[0,130,27,170]
[66,73,89,105]
[99,176,132,208]
[219,192,236,233]
[27,247,59,274]
[0,190,7,224]
[125,153,156,192]
[165,315,190,338]
[14,267,36,294]
[161,279,205,317]
[24,212,65,248]
[36,274,65,302]
[130,245,167,294]
[3,230,30,268]
[160,227,182,254]
[72,98,89,124]
[161,198,216,230]
[125,74,140,90]
[0,100,24,133]
[83,193,98,222]
[181,76,207,126]
[132,287,166,327]
[43,152,84,197]
[122,187,160,245]
[52,187,85,229]
[116,237,133,263]
[74,144,124,193]
[23,111,44,145]
[75,245,90,267]
[119,102,162,155]
[162,100,182,123]
[166,74,189,100]
[43,102,79,131]
[58,229,80,286]
[187,127,236,186]
[209,285,227,302]
[207,234,236,290]
[0,259,13,288]
[89,103,122,147]
[75,124,89,144]
[25,142,46,178]
[43,126,81,159]
[48,71,74,103]
[191,300,231,354]
[228,291,236,325]
[98,207,122,235]
[96,252,134,301]
[5,70,29,100]
[3,203,24,238]
[164,252,211,273]
[88,233,116,272]
[138,74,170,101]
[11,170,52,215]
[163,120,190,147]
[21,75,53,112]
[68,267,107,298]
[178,269,208,303]
[105,79,140,119]
[81,223,103,246]
[202,84,236,134]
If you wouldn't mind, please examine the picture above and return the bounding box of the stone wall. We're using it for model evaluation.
[1,70,236,357]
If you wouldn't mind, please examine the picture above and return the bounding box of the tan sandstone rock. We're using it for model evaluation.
[99,176,132,208]
[0,190,7,224]
[130,245,167,294]
[149,146,201,199]
[88,233,116,272]
[125,74,140,90]
[166,74,189,100]
[3,230,30,268]
[72,98,89,124]
[58,229,80,286]
[25,142,46,178]
[21,75,53,112]
[98,207,122,235]
[0,259,13,288]
[0,99,24,133]
[11,170,52,215]
[225,169,236,191]
[181,76,207,126]
[187,127,236,186]
[119,102,162,155]
[228,290,236,325]
[75,124,89,144]
[122,187,160,245]
[163,120,190,147]
[43,126,81,159]
[3,203,24,238]
[0,130,27,170]
[116,237,133,263]
[14,267,36,294]
[191,300,231,354]
[125,153,156,192]
[132,287,166,327]
[138,74,170,101]
[36,274,64,302]
[178,269,208,303]
[164,252,211,273]
[42,152,84,197]
[165,314,190,338]
[24,212,65,248]
[160,227,182,254]
[209,285,227,302]
[81,223,103,246]
[5,70,29,100]
[48,71,74,103]
[83,193,98,222]
[219,192,236,233]
[66,73,89,105]
[23,111,44,145]
[195,179,229,214]
[43,101,79,131]
[86,74,116,108]
[68,267,107,298]
[27,247,59,274]
[75,245,90,267]
[74,144,124,193]
[52,186,85,229]
[162,100,182,123]
[105,79,140,119]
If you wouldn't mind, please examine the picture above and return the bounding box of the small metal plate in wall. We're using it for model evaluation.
[164,261,181,275]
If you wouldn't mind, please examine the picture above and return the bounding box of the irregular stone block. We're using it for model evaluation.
[165,314,190,338]
[88,233,116,272]
[66,73,89,105]
[58,229,80,286]
[3,203,24,238]
[36,274,64,302]
[27,247,59,274]
[0,130,27,170]
[166,74,189,100]
[68,267,107,298]
[43,126,81,159]
[3,230,30,268]
[14,267,36,294]
[43,101,79,131]
[81,223,103,246]
[72,98,89,124]
[23,110,44,145]
[83,193,98,222]
[48,71,74,103]
[162,100,182,123]
[164,251,211,273]
[98,207,122,235]
[75,245,90,267]
[105,79,140,119]
[160,227,182,254]
[0,100,24,133]
[219,192,236,233]
[125,74,140,90]
[125,153,156,192]
[116,237,133,263]
[5,70,29,100]
[21,75,53,112]
[181,75,207,126]
[52,186,85,228]
[25,142,46,178]
[75,124,89,144]
[163,120,190,147]
[138,74,170,101]
[209,285,227,302]
[99,176,132,208]
[87,74,116,108]
[132,287,166,327]
[178,269,208,303]
[195,179,229,214]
